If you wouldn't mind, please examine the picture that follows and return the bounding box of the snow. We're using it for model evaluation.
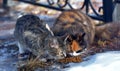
[65,51,120,71]
[0,47,18,71]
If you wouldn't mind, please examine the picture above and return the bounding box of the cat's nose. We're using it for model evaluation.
[50,43,59,48]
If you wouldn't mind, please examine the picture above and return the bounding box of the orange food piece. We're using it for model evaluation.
[58,56,82,63]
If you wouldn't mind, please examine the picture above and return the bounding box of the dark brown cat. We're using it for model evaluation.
[51,9,95,56]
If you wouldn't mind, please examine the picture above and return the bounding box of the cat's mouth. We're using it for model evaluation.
[68,46,86,56]
[69,51,81,56]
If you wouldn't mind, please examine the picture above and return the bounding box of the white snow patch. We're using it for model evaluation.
[65,51,120,71]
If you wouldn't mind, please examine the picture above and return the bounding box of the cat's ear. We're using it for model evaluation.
[63,34,73,45]
[81,33,85,37]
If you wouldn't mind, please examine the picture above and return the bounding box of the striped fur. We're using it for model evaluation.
[14,14,66,61]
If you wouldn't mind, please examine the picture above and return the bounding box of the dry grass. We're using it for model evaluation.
[17,55,83,71]
[17,37,120,71]
[17,58,53,71]
[17,27,120,71]
[58,56,82,63]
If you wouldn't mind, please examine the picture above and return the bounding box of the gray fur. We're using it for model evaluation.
[14,14,66,61]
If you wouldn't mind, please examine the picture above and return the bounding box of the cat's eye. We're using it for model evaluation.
[67,36,73,42]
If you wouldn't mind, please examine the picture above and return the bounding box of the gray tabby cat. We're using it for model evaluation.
[14,14,66,61]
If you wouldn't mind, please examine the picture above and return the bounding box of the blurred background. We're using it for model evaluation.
[0,0,103,39]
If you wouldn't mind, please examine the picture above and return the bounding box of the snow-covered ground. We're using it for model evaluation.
[65,51,120,71]
[0,46,18,71]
